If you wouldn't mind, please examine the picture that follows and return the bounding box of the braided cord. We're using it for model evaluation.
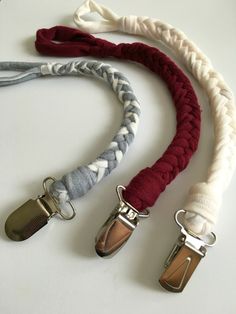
[35,26,201,226]
[0,60,140,204]
[73,0,236,236]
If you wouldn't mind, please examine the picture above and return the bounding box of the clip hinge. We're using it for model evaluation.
[95,185,149,257]
[159,209,216,292]
[5,177,76,241]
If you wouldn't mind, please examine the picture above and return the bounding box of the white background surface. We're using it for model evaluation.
[0,0,236,313]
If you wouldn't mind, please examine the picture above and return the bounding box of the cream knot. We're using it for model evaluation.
[183,182,222,236]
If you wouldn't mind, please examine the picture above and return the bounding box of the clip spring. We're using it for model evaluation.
[159,209,216,292]
[5,177,76,241]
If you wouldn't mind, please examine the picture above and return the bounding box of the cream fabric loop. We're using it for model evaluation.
[73,0,120,33]
[74,0,236,236]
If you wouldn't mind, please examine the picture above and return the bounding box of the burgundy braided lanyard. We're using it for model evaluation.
[35,26,201,257]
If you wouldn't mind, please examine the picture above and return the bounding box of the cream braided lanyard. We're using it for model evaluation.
[2,60,141,241]
[73,0,236,291]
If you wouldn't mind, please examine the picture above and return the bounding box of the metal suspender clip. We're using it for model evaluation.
[95,185,149,257]
[5,177,76,241]
[159,209,216,292]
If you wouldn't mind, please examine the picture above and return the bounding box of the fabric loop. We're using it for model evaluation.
[73,0,120,33]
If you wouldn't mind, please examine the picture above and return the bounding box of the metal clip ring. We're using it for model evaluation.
[116,185,150,218]
[43,177,76,220]
[175,209,217,247]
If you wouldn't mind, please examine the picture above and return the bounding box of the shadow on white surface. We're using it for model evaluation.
[22,36,36,57]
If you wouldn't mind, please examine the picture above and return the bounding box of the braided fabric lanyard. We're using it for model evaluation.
[36,26,201,256]
[71,0,236,291]
[37,0,235,291]
[3,60,141,241]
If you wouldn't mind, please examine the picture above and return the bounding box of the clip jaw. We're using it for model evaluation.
[95,185,149,257]
[159,209,216,292]
[5,177,76,241]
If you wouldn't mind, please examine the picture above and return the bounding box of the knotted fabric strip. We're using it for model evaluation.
[72,0,236,236]
[0,60,140,204]
[35,26,201,226]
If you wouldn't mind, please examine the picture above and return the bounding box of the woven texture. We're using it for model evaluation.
[35,26,201,221]
[72,0,236,236]
[0,60,140,204]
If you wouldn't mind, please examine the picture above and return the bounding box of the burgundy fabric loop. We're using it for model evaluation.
[35,26,201,212]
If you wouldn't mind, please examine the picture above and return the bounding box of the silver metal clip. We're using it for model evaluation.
[5,177,76,241]
[159,209,216,292]
[95,185,149,257]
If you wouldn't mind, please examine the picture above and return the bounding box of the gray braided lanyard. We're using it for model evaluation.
[0,61,140,204]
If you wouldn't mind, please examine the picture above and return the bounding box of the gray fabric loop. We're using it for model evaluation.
[0,60,140,204]
[0,62,42,86]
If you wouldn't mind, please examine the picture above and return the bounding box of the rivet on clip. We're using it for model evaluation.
[95,185,149,257]
[159,209,216,292]
[5,177,76,241]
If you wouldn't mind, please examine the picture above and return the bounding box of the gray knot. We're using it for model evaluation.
[50,166,97,203]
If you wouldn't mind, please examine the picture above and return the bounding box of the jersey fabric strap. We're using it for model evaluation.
[0,60,141,204]
[35,26,201,229]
